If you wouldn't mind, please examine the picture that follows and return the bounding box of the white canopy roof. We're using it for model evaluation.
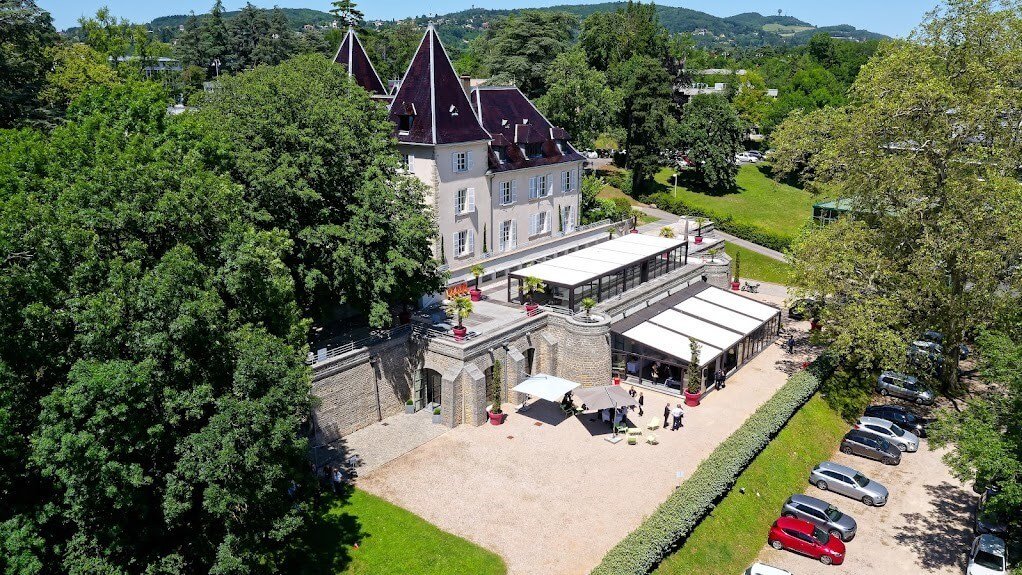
[673,297,764,335]
[694,288,778,321]
[510,233,686,287]
[649,309,744,350]
[621,322,723,367]
[511,374,580,402]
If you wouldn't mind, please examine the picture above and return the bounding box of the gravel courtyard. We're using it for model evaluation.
[358,298,813,575]
[756,440,974,575]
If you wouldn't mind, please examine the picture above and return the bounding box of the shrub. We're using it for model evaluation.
[591,367,822,575]
[820,367,874,421]
[611,197,633,219]
[433,407,441,415]
[647,192,790,252]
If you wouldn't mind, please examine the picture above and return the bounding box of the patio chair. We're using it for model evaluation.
[646,434,659,445]
[646,418,660,431]
[627,427,643,437]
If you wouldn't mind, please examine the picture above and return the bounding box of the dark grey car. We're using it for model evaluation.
[877,371,935,405]
[781,494,857,541]
[840,430,902,465]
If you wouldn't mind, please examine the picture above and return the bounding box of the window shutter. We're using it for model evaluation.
[561,171,568,192]
[467,151,474,171]
[547,173,554,196]
[408,153,415,171]
[467,229,475,254]
[529,177,537,199]
[511,180,518,203]
[530,214,537,236]
[511,220,518,248]
[452,153,458,173]
[467,188,476,213]
[545,210,552,232]
[453,232,460,255]
[498,223,506,252]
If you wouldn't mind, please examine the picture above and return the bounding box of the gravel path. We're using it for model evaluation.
[342,408,449,475]
[358,320,815,575]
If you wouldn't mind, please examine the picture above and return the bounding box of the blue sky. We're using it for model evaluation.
[42,0,936,37]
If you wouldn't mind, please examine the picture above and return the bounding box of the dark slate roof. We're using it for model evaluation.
[387,26,490,145]
[333,28,387,96]
[471,86,585,173]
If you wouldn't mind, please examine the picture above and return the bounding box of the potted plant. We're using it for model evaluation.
[432,406,442,424]
[405,399,415,414]
[446,295,472,341]
[731,252,741,291]
[694,216,706,244]
[684,340,703,407]
[469,264,485,301]
[659,226,676,239]
[580,297,597,319]
[608,227,616,240]
[522,276,545,314]
[488,359,506,425]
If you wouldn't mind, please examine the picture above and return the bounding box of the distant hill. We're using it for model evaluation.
[81,4,886,50]
[149,8,335,31]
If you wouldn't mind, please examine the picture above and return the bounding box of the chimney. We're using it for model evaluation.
[460,75,472,98]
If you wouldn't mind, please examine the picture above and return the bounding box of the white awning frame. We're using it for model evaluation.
[511,374,580,402]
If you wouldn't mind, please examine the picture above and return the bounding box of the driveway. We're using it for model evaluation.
[357,323,815,575]
[756,441,974,574]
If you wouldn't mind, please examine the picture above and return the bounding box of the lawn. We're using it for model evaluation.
[651,164,817,244]
[653,395,848,575]
[300,489,506,575]
[726,243,792,285]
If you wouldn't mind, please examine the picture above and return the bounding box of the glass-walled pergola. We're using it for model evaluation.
[610,283,782,396]
[507,233,688,311]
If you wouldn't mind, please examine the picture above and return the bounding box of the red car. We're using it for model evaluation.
[768,516,846,565]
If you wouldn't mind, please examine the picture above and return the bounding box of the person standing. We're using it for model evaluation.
[716,368,726,390]
[671,404,684,430]
[637,392,645,416]
[787,335,796,354]
[663,402,671,429]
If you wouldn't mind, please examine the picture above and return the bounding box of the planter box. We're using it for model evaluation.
[432,413,442,424]
[694,236,703,244]
[405,403,415,414]
[731,281,740,291]
[488,411,507,425]
[469,288,482,302]
[684,390,701,407]
[452,325,468,341]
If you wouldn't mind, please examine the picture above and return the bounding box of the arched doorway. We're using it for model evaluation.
[524,348,536,375]
[415,369,442,410]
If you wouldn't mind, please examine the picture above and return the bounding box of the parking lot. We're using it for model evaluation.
[756,437,974,574]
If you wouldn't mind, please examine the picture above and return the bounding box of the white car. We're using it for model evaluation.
[745,563,792,575]
[968,534,1007,574]
[736,152,760,163]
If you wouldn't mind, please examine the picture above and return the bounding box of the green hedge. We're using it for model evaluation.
[591,369,822,575]
[646,192,791,252]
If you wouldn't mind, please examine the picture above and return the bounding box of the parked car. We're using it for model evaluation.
[767,516,846,565]
[736,152,760,163]
[854,416,920,452]
[968,534,1008,575]
[877,371,935,405]
[976,487,1009,536]
[744,563,792,575]
[746,150,766,160]
[810,461,889,506]
[908,340,946,376]
[781,493,857,541]
[864,404,927,437]
[921,329,970,358]
[840,429,902,465]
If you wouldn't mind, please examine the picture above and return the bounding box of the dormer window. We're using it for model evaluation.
[523,143,543,159]
[493,147,505,164]
[398,114,414,133]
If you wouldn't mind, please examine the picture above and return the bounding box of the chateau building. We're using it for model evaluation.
[335,26,586,281]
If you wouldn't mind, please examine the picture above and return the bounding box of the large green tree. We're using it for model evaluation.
[0,80,315,573]
[615,54,676,192]
[579,1,669,73]
[192,54,443,327]
[676,94,745,190]
[0,0,58,127]
[537,47,619,150]
[476,11,578,98]
[774,0,1022,393]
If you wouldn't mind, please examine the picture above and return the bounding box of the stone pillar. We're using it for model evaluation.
[505,346,527,404]
[440,366,461,428]
[462,363,488,426]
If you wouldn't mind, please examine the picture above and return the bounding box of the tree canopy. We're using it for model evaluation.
[774,0,1022,393]
[0,0,58,127]
[537,46,619,150]
[475,11,578,98]
[676,94,745,190]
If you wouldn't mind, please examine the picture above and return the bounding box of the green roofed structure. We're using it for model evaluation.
[813,199,855,224]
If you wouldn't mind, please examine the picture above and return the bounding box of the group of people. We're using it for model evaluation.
[664,403,685,430]
[627,386,644,416]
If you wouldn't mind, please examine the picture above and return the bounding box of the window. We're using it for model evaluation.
[401,153,413,172]
[529,174,551,199]
[523,143,543,158]
[560,170,573,192]
[530,211,550,236]
[499,181,516,206]
[499,219,517,252]
[398,115,414,132]
[562,205,575,232]
[453,151,471,173]
[455,188,475,215]
[454,229,475,257]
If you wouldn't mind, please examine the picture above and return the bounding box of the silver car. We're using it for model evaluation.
[781,493,857,541]
[810,461,889,506]
[877,371,935,404]
[855,416,920,452]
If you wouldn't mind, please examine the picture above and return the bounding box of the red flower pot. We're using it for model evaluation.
[488,411,506,425]
[613,376,621,386]
[684,390,701,407]
[452,325,468,341]
[630,228,638,234]
[694,236,703,244]
[525,303,539,315]
[731,281,740,291]
[469,288,482,302]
